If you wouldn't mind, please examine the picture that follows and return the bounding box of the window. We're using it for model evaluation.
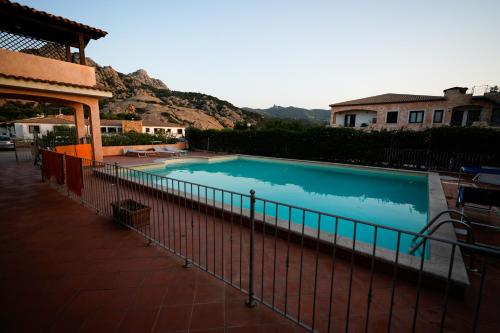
[409,111,424,123]
[108,127,117,133]
[145,127,150,133]
[28,125,40,133]
[100,127,107,133]
[154,128,165,134]
[167,129,171,133]
[433,110,443,123]
[177,129,183,134]
[386,111,398,124]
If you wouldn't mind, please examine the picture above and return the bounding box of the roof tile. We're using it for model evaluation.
[331,93,445,107]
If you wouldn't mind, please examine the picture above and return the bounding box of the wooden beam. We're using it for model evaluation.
[78,34,86,65]
[65,45,71,62]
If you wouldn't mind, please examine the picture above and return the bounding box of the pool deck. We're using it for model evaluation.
[0,152,306,333]
[1,151,499,332]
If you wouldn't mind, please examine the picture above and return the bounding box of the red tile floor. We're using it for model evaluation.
[1,151,499,332]
[0,152,306,333]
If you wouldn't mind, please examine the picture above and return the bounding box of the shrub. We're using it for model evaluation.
[186,126,500,168]
[101,131,178,146]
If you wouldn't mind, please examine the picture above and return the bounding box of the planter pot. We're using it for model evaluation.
[111,199,151,229]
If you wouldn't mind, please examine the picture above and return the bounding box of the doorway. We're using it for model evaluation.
[450,110,464,126]
[344,114,356,127]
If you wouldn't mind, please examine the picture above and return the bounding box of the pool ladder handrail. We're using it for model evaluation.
[409,210,474,255]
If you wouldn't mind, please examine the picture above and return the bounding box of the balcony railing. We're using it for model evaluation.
[0,29,69,61]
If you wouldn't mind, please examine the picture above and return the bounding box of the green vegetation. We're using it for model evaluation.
[38,126,77,147]
[186,126,500,169]
[100,112,141,120]
[0,101,74,122]
[102,131,178,146]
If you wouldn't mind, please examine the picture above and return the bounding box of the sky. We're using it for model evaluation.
[18,0,500,109]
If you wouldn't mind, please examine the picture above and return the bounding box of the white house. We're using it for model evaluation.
[3,115,186,139]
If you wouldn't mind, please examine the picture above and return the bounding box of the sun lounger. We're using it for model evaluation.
[163,146,188,156]
[154,146,188,156]
[153,146,178,157]
[457,186,500,209]
[123,148,158,158]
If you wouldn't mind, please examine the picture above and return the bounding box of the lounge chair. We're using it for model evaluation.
[457,186,500,209]
[163,146,188,156]
[456,166,500,212]
[123,148,158,158]
[154,146,188,156]
[153,146,178,157]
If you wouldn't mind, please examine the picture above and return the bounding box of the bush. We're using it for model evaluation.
[186,126,500,168]
[102,131,178,146]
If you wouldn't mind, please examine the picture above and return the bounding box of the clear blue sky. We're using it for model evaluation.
[19,0,500,109]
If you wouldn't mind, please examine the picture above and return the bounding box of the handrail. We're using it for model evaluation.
[411,209,470,243]
[409,218,474,255]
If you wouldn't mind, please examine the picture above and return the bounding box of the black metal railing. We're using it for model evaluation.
[383,148,496,172]
[40,152,500,332]
[13,139,34,162]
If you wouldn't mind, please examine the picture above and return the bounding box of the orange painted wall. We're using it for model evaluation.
[102,142,188,156]
[55,144,93,160]
[0,49,96,86]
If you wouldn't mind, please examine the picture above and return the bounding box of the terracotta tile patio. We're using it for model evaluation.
[0,152,306,333]
[1,151,499,332]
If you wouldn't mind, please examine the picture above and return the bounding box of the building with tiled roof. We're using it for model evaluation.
[329,87,500,130]
[1,115,186,139]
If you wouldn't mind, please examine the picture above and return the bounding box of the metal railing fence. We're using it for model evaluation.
[13,139,34,163]
[383,148,496,172]
[41,152,500,332]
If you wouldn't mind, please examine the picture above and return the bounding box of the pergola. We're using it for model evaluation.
[0,0,112,160]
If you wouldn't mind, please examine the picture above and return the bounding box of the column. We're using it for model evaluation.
[73,103,86,143]
[88,100,103,161]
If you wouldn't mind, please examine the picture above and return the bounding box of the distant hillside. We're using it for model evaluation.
[243,105,330,124]
[80,54,261,129]
[0,52,262,129]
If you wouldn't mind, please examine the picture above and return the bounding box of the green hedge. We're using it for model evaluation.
[186,127,500,168]
[102,131,178,146]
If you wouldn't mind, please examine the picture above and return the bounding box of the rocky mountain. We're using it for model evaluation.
[243,105,330,124]
[79,55,259,129]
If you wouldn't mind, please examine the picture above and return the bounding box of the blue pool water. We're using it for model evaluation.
[141,156,429,255]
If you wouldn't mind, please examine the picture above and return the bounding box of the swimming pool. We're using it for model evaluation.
[138,156,429,255]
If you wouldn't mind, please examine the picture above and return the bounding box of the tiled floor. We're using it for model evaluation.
[0,153,306,333]
[1,151,499,332]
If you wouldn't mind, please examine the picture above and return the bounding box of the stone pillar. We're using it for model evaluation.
[88,100,103,161]
[73,104,86,143]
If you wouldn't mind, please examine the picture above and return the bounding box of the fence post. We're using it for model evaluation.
[14,141,18,163]
[114,162,121,208]
[64,153,69,196]
[246,189,257,308]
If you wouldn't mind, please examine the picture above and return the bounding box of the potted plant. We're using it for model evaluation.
[111,199,151,229]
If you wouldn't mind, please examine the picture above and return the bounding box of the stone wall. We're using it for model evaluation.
[122,120,143,133]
